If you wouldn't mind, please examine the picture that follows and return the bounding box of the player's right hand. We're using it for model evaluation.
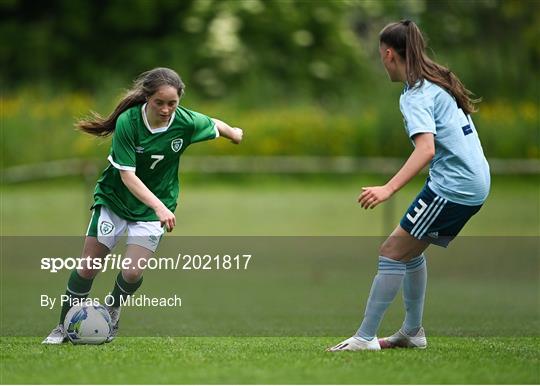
[155,205,176,232]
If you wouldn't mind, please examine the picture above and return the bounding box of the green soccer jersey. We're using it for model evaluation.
[93,103,218,221]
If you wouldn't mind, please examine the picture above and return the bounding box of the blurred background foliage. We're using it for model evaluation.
[1,0,539,168]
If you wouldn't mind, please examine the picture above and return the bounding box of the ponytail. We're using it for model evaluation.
[76,67,185,137]
[76,91,145,137]
[380,20,479,115]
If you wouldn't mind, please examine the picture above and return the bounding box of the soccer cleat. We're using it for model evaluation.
[378,327,427,349]
[327,336,381,351]
[105,305,121,343]
[42,323,68,344]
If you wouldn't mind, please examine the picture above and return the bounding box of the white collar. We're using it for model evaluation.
[141,103,175,134]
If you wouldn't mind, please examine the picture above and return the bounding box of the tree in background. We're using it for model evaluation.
[1,0,538,102]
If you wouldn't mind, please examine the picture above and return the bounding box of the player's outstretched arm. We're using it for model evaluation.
[212,118,243,144]
[358,132,435,209]
[119,170,176,232]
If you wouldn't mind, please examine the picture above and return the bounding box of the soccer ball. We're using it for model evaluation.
[64,304,112,344]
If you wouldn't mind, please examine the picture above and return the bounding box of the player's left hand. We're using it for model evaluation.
[358,185,393,209]
[230,127,243,144]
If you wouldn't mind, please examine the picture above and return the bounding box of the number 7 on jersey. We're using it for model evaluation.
[150,155,164,170]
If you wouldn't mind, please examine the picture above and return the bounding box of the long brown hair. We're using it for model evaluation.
[77,67,185,136]
[380,20,479,115]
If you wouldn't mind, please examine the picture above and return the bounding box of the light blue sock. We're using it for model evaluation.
[402,254,427,336]
[355,256,406,340]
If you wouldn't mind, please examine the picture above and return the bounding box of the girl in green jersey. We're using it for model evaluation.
[43,67,243,344]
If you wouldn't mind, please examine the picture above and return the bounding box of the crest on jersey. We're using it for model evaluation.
[100,221,114,235]
[171,138,183,152]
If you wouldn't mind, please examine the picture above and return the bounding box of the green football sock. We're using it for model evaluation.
[109,272,143,307]
[59,270,94,324]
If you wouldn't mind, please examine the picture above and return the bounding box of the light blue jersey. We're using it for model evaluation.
[399,79,490,206]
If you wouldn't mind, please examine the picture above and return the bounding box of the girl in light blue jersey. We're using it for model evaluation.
[329,20,490,351]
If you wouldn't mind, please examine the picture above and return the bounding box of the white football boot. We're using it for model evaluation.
[42,323,68,344]
[105,305,121,343]
[327,335,381,351]
[378,327,427,349]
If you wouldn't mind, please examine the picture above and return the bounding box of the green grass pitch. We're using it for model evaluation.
[1,175,539,384]
[2,174,539,236]
[1,337,538,384]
